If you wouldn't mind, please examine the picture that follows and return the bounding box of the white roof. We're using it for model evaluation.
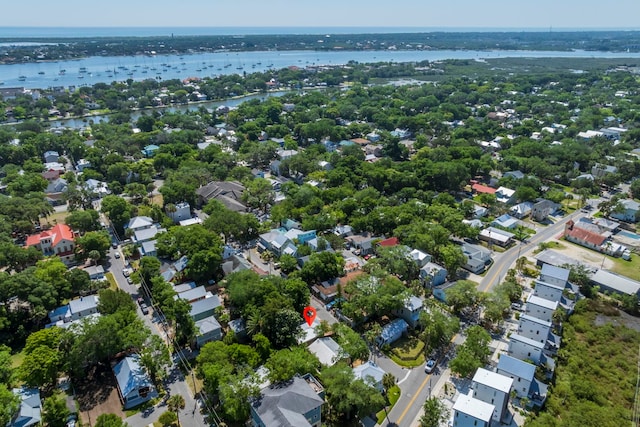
[298,319,320,344]
[519,314,552,327]
[510,333,544,349]
[540,264,570,283]
[308,337,343,366]
[527,294,558,311]
[453,393,494,422]
[473,368,513,393]
[591,269,640,296]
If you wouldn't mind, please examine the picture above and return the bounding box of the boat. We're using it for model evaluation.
[38,71,45,75]
[79,67,87,73]
[18,76,26,81]
[0,81,4,85]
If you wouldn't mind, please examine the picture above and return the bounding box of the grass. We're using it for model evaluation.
[105,272,119,290]
[10,350,25,369]
[40,209,70,227]
[185,370,204,396]
[384,337,426,368]
[376,385,401,424]
[533,241,565,254]
[608,253,640,282]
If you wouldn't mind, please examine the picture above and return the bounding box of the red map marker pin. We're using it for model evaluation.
[303,306,317,327]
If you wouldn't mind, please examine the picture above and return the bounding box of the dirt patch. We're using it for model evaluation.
[549,239,614,270]
[595,309,640,332]
[75,365,125,426]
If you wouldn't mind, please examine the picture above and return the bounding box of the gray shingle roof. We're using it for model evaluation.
[252,376,323,427]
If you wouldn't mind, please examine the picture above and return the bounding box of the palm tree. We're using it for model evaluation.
[167,394,186,426]
[88,250,101,266]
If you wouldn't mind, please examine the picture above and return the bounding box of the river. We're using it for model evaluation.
[3,49,640,89]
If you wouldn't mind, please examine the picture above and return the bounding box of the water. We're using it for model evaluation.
[2,48,640,89]
[617,230,640,240]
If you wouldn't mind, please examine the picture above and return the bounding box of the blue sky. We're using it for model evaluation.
[1,0,639,29]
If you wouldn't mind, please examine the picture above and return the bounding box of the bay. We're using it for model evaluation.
[2,49,640,89]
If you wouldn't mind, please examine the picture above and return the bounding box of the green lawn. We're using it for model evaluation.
[384,337,426,368]
[376,385,401,424]
[105,272,119,290]
[10,350,25,369]
[533,241,565,254]
[608,253,640,282]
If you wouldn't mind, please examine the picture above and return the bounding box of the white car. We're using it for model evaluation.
[425,359,436,374]
[114,252,121,259]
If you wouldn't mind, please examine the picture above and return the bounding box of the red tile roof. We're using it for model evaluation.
[564,224,607,247]
[472,183,497,194]
[378,237,399,247]
[25,224,74,248]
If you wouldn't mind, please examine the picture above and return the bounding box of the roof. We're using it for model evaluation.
[113,355,154,398]
[195,315,221,335]
[175,285,207,302]
[493,214,519,228]
[11,387,41,427]
[453,393,494,422]
[25,223,74,248]
[591,269,640,296]
[298,319,320,344]
[540,264,570,283]
[126,216,153,230]
[504,170,525,179]
[535,249,588,270]
[380,318,409,341]
[473,368,513,393]
[308,337,343,366]
[252,375,324,427]
[404,295,423,311]
[620,199,640,211]
[519,314,551,327]
[378,237,399,247]
[510,333,545,349]
[195,181,246,211]
[134,227,163,242]
[496,186,516,197]
[564,221,607,246]
[190,295,222,317]
[527,294,559,311]
[480,227,514,243]
[472,183,496,194]
[497,355,536,381]
[140,240,156,255]
[353,361,385,387]
[173,282,197,294]
[69,295,99,315]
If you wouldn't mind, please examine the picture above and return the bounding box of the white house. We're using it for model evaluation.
[352,361,386,392]
[9,387,42,427]
[508,333,544,364]
[496,355,548,404]
[419,262,448,286]
[495,186,516,204]
[471,368,513,423]
[125,216,154,232]
[452,393,494,427]
[168,202,192,223]
[611,199,640,223]
[113,355,159,409]
[409,248,432,267]
[308,337,344,367]
[525,294,558,323]
[461,243,492,274]
[194,315,222,348]
[538,264,569,289]
[517,314,552,345]
[533,280,565,303]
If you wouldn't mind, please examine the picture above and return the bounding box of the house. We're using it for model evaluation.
[307,337,344,367]
[377,237,399,248]
[461,243,492,274]
[376,318,408,347]
[591,163,617,178]
[258,230,297,257]
[132,226,165,245]
[173,282,196,294]
[563,220,608,252]
[44,178,68,204]
[503,170,525,180]
[419,262,448,286]
[510,202,534,219]
[43,150,59,163]
[141,144,160,157]
[84,179,110,197]
[452,393,494,427]
[409,248,432,267]
[517,314,552,345]
[167,202,191,223]
[352,361,386,392]
[298,319,320,345]
[471,368,513,423]
[195,315,222,348]
[471,183,496,195]
[24,223,76,265]
[250,374,324,427]
[479,227,514,247]
[138,240,157,257]
[497,355,547,404]
[113,354,159,409]
[345,233,378,256]
[535,249,586,271]
[222,254,253,276]
[125,216,154,232]
[495,186,516,204]
[611,199,640,223]
[536,264,569,297]
[532,199,559,222]
[590,269,640,297]
[392,295,423,328]
[508,333,545,364]
[533,280,565,304]
[471,205,488,219]
[333,225,353,238]
[195,181,246,211]
[492,214,519,230]
[229,318,248,341]
[83,265,105,280]
[190,295,222,322]
[9,387,41,427]
[525,294,558,323]
[75,158,91,172]
[175,286,209,303]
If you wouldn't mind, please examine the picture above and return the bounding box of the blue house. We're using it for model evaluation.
[9,387,41,427]
[419,262,448,286]
[376,318,409,347]
[392,296,423,328]
[113,354,158,409]
[142,144,160,158]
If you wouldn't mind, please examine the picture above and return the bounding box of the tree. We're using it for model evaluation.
[66,268,92,295]
[138,256,162,285]
[278,253,298,274]
[332,323,369,363]
[299,251,345,284]
[265,346,321,383]
[0,346,14,385]
[20,327,66,388]
[139,335,171,385]
[75,230,111,262]
[241,178,274,212]
[97,288,136,315]
[419,308,460,354]
[420,397,450,427]
[382,372,396,393]
[100,195,133,235]
[94,413,130,427]
[167,394,186,427]
[482,291,510,327]
[321,362,385,421]
[445,280,481,314]
[218,368,260,424]
[449,325,491,378]
[65,209,100,233]
[43,394,70,427]
[158,410,177,427]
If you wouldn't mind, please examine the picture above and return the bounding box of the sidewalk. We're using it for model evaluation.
[408,366,456,426]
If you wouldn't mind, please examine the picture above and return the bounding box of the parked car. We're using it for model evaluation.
[140,303,150,315]
[66,414,77,427]
[114,252,121,259]
[137,297,144,306]
[425,359,436,374]
[126,277,133,284]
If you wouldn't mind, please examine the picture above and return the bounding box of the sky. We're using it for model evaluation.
[1,0,639,30]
